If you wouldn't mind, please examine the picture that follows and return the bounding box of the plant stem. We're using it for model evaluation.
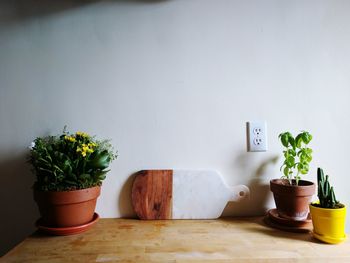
[296,171,300,186]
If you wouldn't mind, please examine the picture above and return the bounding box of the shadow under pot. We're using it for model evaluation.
[270,179,315,221]
[34,186,101,227]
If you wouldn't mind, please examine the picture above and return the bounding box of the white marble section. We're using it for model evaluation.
[172,170,249,219]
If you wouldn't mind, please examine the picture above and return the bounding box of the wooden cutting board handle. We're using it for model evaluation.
[131,170,173,220]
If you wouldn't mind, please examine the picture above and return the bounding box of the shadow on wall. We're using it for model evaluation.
[0,0,95,24]
[118,171,138,218]
[223,154,279,217]
[0,152,39,256]
[0,0,170,24]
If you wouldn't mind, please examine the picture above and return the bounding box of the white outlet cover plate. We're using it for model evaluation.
[246,121,268,152]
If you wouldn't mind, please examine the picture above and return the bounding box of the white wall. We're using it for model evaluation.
[1,0,350,255]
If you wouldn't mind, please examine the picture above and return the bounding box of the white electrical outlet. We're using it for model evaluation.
[246,121,267,152]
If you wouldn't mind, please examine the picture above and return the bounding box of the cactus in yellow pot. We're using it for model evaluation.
[309,168,346,244]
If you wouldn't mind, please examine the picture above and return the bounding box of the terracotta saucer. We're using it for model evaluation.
[36,213,99,236]
[268,209,312,227]
[264,215,311,233]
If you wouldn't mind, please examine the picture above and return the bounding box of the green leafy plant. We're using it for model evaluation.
[279,131,313,185]
[29,127,117,191]
[316,168,341,209]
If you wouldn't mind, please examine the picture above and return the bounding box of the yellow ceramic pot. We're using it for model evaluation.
[309,203,347,244]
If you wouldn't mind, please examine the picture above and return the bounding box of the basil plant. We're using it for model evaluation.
[279,131,313,185]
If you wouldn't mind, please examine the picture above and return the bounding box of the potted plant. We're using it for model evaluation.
[29,127,117,228]
[270,131,315,221]
[309,168,346,244]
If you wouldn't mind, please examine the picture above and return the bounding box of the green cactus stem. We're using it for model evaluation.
[317,168,339,209]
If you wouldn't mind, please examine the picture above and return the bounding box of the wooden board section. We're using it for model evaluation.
[131,170,249,220]
[131,170,173,219]
[3,218,350,262]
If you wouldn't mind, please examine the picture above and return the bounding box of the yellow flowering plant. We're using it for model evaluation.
[29,127,117,191]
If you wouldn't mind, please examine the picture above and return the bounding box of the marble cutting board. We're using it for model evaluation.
[131,170,250,220]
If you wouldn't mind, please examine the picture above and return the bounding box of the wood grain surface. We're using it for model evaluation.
[3,218,350,262]
[132,170,173,219]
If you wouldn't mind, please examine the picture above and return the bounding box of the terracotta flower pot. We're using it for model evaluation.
[270,179,315,221]
[34,186,101,227]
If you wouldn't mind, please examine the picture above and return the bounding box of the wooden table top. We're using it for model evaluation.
[2,217,349,262]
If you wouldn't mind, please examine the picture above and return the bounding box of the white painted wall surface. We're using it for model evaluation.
[1,0,350,255]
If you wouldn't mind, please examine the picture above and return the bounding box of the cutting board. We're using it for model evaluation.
[131,170,249,220]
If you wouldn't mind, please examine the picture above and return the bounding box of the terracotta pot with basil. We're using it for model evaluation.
[29,127,117,228]
[270,131,315,221]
